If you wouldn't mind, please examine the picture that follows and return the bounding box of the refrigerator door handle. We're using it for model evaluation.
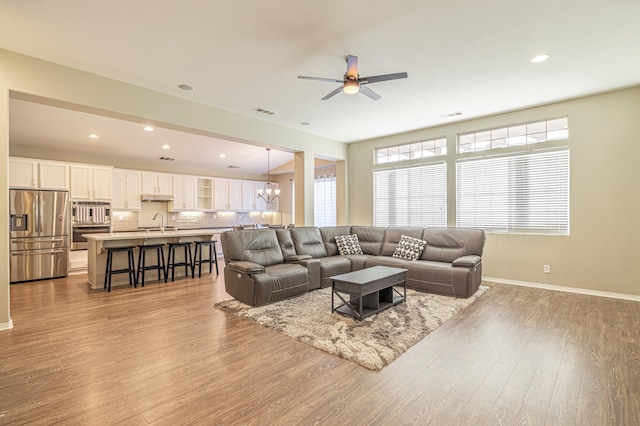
[36,193,41,234]
[12,249,67,256]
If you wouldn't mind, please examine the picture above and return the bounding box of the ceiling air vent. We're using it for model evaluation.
[228,165,240,169]
[159,156,175,161]
[440,111,463,118]
[253,107,276,116]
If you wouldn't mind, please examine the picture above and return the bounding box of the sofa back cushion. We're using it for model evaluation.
[320,226,352,256]
[381,227,425,256]
[350,226,385,255]
[220,229,284,266]
[290,227,328,258]
[276,229,297,257]
[420,227,486,262]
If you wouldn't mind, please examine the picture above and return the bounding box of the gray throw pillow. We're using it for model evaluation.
[335,234,363,255]
[392,235,427,261]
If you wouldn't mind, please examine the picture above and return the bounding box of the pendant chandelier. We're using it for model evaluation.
[257,148,280,204]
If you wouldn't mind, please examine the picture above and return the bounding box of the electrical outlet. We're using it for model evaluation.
[118,215,124,221]
[543,264,550,274]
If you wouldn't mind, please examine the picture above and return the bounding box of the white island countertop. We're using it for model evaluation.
[83,229,219,241]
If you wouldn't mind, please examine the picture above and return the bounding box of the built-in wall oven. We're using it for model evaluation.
[71,201,111,250]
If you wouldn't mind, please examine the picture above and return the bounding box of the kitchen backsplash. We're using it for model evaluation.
[111,202,281,232]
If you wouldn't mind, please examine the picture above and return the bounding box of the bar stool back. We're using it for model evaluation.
[166,242,193,282]
[104,246,136,292]
[136,244,166,286]
[192,240,219,278]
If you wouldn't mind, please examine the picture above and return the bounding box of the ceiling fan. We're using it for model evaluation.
[298,55,408,101]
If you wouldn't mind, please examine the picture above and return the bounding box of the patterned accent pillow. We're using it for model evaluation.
[335,234,364,255]
[392,235,427,261]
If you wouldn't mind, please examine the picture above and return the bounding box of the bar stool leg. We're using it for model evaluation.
[129,249,136,287]
[104,249,112,291]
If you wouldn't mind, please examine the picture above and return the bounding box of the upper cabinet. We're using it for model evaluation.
[170,175,196,211]
[214,178,242,210]
[112,169,142,210]
[70,164,112,200]
[241,180,258,211]
[9,157,68,190]
[141,172,172,196]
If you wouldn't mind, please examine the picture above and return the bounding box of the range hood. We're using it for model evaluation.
[141,194,174,202]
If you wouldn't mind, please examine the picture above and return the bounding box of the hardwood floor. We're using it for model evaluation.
[1,269,639,425]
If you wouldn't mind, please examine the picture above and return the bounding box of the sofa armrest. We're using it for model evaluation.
[285,254,313,263]
[227,261,265,274]
[452,255,481,268]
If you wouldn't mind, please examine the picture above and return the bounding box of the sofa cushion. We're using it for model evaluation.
[381,227,425,256]
[392,235,427,260]
[335,234,363,255]
[364,255,408,269]
[350,226,385,255]
[421,227,486,262]
[318,256,353,288]
[253,263,310,306]
[221,229,284,266]
[320,226,352,256]
[290,227,328,258]
[276,229,297,258]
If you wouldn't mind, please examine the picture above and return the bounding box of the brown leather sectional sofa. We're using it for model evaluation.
[220,226,486,306]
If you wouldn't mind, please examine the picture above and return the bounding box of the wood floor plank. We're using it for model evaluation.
[2,273,640,424]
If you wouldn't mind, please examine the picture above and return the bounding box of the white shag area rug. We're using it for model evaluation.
[214,285,489,370]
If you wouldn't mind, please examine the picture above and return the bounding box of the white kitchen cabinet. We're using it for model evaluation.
[70,164,112,200]
[141,172,172,195]
[170,175,196,211]
[112,169,142,210]
[241,180,258,211]
[9,157,68,190]
[196,177,214,210]
[214,178,242,210]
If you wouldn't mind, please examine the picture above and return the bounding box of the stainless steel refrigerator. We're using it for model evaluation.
[9,189,69,283]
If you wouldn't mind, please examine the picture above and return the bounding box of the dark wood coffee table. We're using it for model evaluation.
[330,266,407,320]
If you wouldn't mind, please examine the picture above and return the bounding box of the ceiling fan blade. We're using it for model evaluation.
[360,72,408,84]
[346,55,359,79]
[298,76,343,83]
[321,86,344,100]
[359,85,381,101]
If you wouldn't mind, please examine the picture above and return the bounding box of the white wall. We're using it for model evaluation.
[349,86,640,296]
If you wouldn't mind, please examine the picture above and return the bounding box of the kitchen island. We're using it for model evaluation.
[84,230,218,289]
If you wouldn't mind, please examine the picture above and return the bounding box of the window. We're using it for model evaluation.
[376,137,447,164]
[456,149,569,234]
[374,162,447,227]
[458,117,568,153]
[314,174,336,227]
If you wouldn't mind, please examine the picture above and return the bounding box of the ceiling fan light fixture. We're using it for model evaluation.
[343,79,360,95]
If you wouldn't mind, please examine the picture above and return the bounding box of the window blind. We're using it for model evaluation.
[374,162,447,227]
[314,175,336,227]
[456,149,569,234]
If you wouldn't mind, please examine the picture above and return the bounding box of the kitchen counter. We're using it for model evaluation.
[84,230,218,290]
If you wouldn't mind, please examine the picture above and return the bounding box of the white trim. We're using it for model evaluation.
[484,276,640,302]
[0,319,14,331]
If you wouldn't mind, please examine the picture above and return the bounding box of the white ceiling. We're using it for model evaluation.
[2,0,640,168]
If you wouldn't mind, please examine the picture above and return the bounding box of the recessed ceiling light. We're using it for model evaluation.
[144,126,154,132]
[219,154,226,158]
[530,54,550,63]
[89,134,99,139]
[300,122,311,126]
[162,144,170,150]
[178,84,194,91]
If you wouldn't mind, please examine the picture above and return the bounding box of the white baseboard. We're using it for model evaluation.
[0,319,14,331]
[484,276,640,302]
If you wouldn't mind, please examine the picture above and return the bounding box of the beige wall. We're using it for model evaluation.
[0,48,347,328]
[349,86,640,296]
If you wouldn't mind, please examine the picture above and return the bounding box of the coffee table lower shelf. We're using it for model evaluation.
[334,288,405,320]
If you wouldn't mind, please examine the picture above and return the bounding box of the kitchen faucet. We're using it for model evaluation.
[152,212,165,232]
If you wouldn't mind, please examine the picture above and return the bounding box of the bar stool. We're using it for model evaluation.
[192,240,219,278]
[166,242,193,282]
[104,245,136,292]
[136,244,166,286]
